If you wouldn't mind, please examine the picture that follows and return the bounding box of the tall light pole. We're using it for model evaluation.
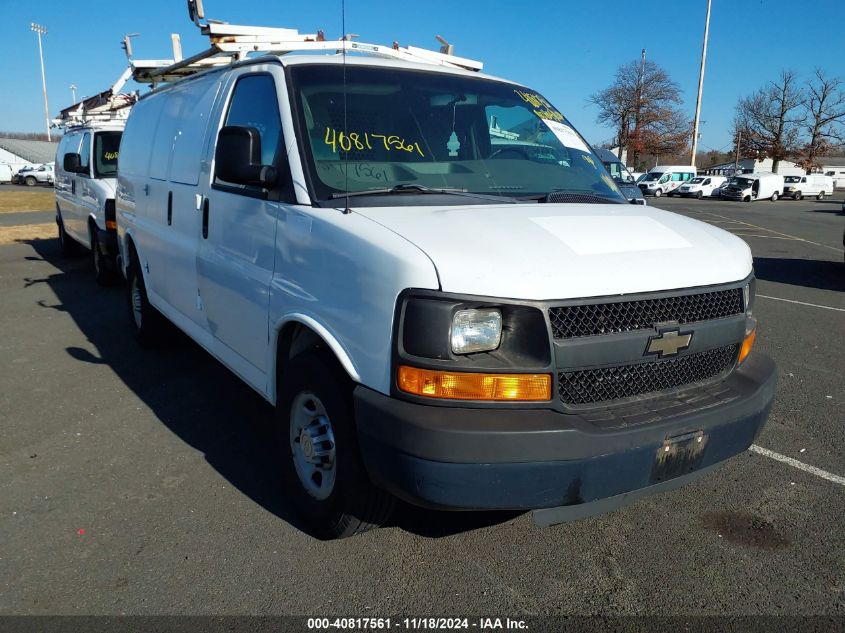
[69,83,77,103]
[689,0,712,167]
[31,22,51,141]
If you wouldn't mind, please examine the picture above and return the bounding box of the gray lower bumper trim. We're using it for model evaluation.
[532,461,724,527]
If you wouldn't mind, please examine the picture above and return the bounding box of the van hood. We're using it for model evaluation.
[353,203,752,300]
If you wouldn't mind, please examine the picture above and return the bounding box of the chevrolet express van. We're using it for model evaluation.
[782,174,833,200]
[117,55,775,538]
[55,124,124,284]
[637,165,696,197]
[721,173,784,202]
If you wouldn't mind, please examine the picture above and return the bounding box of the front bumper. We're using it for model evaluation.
[355,353,776,514]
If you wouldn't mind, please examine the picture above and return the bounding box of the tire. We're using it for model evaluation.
[57,213,81,257]
[696,191,703,199]
[91,230,119,286]
[770,191,779,202]
[653,189,662,197]
[277,353,394,539]
[744,196,751,202]
[794,191,802,201]
[817,191,824,200]
[126,253,167,346]
[25,176,36,187]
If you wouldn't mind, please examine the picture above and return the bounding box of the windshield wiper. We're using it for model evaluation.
[517,189,624,203]
[329,184,516,203]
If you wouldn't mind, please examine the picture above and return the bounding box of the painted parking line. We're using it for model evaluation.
[757,294,845,313]
[750,445,845,487]
[681,209,841,253]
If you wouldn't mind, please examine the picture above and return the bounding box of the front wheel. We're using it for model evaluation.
[817,191,825,200]
[126,254,167,346]
[770,191,779,202]
[744,196,751,202]
[794,191,803,201]
[278,353,394,539]
[91,230,119,286]
[696,191,703,199]
[25,176,36,187]
[653,189,662,197]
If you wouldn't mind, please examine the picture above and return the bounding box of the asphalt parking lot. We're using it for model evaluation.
[0,195,843,616]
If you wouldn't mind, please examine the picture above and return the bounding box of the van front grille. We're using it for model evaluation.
[557,344,739,406]
[549,288,743,339]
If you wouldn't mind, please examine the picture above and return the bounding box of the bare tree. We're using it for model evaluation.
[589,57,685,168]
[734,70,804,173]
[795,69,845,173]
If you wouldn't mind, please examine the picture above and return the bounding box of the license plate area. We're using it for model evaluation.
[651,430,708,483]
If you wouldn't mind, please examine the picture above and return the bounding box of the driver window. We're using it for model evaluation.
[659,174,670,184]
[704,178,711,185]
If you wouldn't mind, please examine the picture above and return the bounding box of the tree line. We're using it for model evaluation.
[590,57,845,174]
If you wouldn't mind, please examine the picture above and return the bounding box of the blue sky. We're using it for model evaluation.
[1,0,844,152]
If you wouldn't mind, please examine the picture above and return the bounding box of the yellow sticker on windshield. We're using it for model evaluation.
[514,89,565,123]
[581,155,595,168]
[324,127,424,157]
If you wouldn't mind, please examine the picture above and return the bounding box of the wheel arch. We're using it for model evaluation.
[270,315,361,405]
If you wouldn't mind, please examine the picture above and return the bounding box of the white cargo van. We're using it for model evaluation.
[721,172,784,202]
[0,164,14,184]
[55,124,124,284]
[782,174,833,200]
[637,165,696,197]
[116,20,774,538]
[677,175,726,199]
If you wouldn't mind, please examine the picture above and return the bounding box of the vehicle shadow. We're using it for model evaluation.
[808,206,844,215]
[753,256,845,292]
[25,237,518,539]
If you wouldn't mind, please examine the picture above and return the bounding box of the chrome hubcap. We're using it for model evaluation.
[290,392,336,500]
[131,278,143,329]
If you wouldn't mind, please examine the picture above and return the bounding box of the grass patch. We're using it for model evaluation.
[0,189,55,213]
[0,222,56,245]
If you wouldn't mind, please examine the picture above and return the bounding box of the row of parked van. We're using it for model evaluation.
[636,166,835,202]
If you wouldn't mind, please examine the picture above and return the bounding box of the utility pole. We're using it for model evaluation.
[69,84,77,103]
[631,48,646,168]
[31,22,51,141]
[734,130,742,174]
[690,0,712,167]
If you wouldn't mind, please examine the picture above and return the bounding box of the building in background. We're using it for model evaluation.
[702,157,803,177]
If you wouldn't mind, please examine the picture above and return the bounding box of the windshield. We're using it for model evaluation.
[94,131,121,178]
[784,176,801,183]
[729,177,752,187]
[289,64,625,204]
[602,160,634,184]
[689,177,705,184]
[642,172,663,182]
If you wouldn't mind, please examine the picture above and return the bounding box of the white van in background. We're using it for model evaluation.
[721,173,784,202]
[0,164,14,184]
[677,175,726,199]
[637,165,696,197]
[54,124,124,284]
[782,174,833,200]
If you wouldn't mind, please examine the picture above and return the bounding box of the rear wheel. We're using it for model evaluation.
[817,191,825,200]
[91,230,119,286]
[278,353,394,539]
[770,191,779,202]
[126,253,166,346]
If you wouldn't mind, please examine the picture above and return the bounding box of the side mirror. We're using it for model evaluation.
[214,126,277,188]
[63,153,82,173]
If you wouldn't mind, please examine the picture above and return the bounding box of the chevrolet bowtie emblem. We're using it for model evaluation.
[645,329,692,358]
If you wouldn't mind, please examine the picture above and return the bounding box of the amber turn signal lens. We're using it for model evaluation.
[397,366,552,401]
[105,220,117,230]
[738,324,757,365]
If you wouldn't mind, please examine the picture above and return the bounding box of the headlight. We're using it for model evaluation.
[450,308,502,354]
